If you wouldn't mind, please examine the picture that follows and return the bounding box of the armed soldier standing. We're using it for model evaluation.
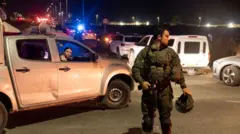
[132,28,192,134]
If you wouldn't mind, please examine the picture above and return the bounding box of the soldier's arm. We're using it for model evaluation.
[132,48,147,83]
[170,49,187,89]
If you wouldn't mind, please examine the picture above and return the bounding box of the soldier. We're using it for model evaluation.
[132,28,192,134]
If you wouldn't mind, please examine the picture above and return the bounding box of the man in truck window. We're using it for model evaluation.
[60,47,72,61]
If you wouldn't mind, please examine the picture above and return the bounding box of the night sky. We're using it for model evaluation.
[5,0,240,24]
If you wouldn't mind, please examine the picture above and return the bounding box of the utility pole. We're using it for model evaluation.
[59,1,62,13]
[157,16,160,25]
[82,0,85,23]
[198,17,202,27]
[54,4,58,19]
[96,14,98,25]
[66,0,68,21]
[59,0,62,22]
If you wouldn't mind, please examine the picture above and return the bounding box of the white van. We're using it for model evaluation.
[127,35,210,75]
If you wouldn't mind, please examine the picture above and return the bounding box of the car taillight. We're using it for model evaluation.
[105,37,110,42]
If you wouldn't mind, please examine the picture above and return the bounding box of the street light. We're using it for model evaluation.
[146,21,150,26]
[120,22,124,26]
[157,17,160,25]
[205,23,211,27]
[136,21,139,26]
[198,17,202,27]
[228,22,234,28]
[96,14,98,25]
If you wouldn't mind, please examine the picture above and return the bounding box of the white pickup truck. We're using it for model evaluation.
[0,19,134,133]
[127,35,211,75]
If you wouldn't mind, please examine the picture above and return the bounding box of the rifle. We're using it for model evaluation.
[138,41,158,106]
[138,41,154,90]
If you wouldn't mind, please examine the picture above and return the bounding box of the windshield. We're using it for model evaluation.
[125,37,142,42]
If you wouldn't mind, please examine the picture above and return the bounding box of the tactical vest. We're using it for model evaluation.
[147,48,172,82]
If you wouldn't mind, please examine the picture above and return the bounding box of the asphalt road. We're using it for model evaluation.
[4,73,240,134]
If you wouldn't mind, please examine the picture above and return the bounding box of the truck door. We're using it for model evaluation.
[8,38,58,107]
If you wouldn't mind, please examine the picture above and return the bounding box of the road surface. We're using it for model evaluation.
[4,74,240,134]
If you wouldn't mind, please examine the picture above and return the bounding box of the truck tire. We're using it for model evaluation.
[221,65,240,86]
[103,79,130,109]
[0,102,7,134]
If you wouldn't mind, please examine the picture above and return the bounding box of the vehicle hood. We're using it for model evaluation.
[215,56,240,63]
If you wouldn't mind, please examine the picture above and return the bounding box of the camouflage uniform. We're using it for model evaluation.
[132,42,187,134]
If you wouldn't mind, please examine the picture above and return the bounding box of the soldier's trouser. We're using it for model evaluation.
[141,84,173,134]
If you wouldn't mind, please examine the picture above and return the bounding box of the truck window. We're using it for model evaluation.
[16,39,51,61]
[177,42,181,54]
[184,42,200,54]
[56,40,91,62]
[203,42,206,53]
[113,35,123,41]
[168,39,175,46]
[137,37,150,46]
[124,37,142,42]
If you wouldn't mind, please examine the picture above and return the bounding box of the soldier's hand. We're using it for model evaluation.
[141,81,151,90]
[183,88,192,96]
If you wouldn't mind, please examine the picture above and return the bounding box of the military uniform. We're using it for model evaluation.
[132,42,187,134]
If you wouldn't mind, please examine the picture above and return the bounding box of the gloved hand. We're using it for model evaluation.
[141,81,151,90]
[183,88,192,96]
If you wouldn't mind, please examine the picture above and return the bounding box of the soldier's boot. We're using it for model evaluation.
[160,117,172,134]
[141,129,154,134]
[161,125,172,134]
[142,115,154,133]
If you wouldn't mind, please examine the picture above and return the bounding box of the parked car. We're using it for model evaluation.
[127,35,211,75]
[80,30,97,41]
[0,19,134,133]
[109,33,143,59]
[212,56,240,86]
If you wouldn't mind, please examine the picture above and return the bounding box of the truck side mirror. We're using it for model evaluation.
[92,53,99,62]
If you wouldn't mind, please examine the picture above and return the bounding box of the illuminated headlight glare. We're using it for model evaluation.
[77,25,84,31]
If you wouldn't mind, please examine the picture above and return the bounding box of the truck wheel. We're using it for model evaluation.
[0,102,7,134]
[221,65,240,86]
[103,79,130,109]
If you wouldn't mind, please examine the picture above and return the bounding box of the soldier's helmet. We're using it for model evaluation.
[175,93,194,113]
